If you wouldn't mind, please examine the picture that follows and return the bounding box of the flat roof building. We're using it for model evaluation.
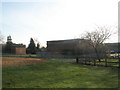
[47,39,119,56]
[47,39,90,55]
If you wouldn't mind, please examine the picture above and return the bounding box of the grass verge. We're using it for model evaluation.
[2,58,118,88]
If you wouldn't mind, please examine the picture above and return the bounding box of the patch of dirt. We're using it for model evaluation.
[2,57,47,67]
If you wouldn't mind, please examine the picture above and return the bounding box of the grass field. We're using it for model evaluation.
[2,57,119,88]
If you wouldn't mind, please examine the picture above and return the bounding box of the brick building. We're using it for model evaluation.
[3,35,26,55]
[11,44,26,55]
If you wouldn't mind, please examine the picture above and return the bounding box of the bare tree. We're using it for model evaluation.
[0,31,4,44]
[82,26,112,61]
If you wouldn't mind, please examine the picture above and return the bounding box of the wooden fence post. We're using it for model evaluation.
[85,59,86,65]
[89,58,92,65]
[76,57,79,64]
[118,57,120,68]
[94,58,96,66]
[105,58,107,67]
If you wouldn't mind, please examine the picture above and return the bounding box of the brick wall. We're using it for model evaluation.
[15,47,26,55]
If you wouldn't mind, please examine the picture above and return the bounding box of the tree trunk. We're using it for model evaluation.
[94,48,101,62]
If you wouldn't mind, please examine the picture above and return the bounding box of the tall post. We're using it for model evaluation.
[119,57,120,68]
[118,43,120,68]
[76,57,79,64]
[94,58,96,66]
[105,58,107,67]
[85,59,86,65]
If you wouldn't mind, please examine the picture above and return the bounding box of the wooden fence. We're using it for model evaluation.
[76,57,120,68]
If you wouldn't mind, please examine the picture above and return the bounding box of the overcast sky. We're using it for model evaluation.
[0,0,119,47]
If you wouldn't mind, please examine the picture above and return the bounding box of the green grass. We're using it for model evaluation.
[2,58,119,88]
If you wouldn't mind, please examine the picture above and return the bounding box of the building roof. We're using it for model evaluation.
[47,39,84,42]
[12,44,26,48]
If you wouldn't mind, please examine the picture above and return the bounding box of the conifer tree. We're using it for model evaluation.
[27,38,36,54]
[36,43,40,50]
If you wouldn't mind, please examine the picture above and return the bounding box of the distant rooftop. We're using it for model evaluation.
[12,43,26,48]
[47,39,85,42]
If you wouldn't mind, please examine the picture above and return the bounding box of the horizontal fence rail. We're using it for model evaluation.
[76,57,120,68]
